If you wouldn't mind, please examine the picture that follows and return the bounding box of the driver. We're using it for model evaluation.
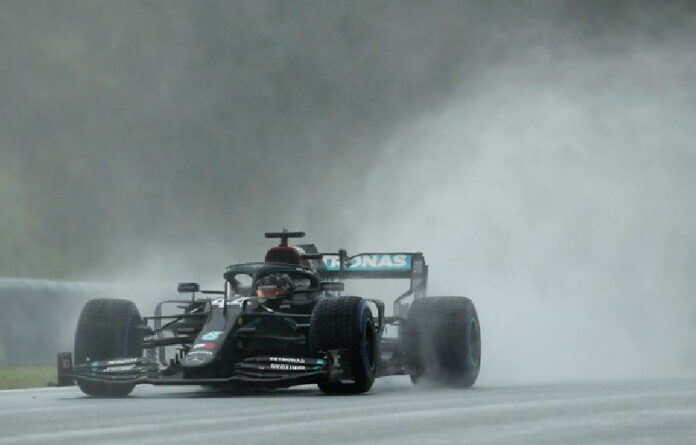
[255,273,295,305]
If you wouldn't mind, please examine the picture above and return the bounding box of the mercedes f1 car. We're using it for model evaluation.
[59,231,481,396]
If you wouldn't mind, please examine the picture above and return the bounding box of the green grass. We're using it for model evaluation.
[0,366,56,390]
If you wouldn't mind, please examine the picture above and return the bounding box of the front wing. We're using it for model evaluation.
[67,351,350,389]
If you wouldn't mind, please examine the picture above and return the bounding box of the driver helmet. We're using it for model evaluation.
[256,273,294,300]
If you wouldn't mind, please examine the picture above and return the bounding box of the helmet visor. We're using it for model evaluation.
[257,285,281,298]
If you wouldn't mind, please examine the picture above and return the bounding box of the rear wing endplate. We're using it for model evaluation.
[314,252,428,316]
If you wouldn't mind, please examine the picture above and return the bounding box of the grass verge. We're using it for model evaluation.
[0,366,56,390]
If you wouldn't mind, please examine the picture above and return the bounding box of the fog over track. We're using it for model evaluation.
[2,0,696,389]
[2,377,696,444]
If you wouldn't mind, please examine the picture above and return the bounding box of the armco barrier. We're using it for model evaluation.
[0,278,170,366]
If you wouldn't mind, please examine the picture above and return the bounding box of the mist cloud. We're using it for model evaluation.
[1,1,695,380]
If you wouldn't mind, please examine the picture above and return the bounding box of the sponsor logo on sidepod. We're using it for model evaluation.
[202,331,223,341]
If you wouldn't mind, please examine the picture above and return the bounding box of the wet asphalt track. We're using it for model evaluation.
[1,376,696,445]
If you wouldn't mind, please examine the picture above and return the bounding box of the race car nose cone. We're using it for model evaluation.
[183,350,213,366]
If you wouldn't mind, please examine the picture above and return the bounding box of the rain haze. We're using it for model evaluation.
[1,0,696,389]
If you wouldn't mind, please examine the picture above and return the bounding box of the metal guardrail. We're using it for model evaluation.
[0,278,171,366]
[0,278,106,295]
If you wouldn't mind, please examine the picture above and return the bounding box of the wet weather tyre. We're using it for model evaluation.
[310,296,378,394]
[74,298,143,397]
[404,297,481,387]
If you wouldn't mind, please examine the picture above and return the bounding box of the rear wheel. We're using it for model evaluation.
[310,296,378,394]
[404,296,480,387]
[74,298,143,397]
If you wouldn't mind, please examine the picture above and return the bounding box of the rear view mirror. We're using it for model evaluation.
[320,281,344,292]
[177,282,200,293]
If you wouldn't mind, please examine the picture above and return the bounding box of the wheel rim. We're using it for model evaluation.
[469,318,481,368]
[364,317,376,372]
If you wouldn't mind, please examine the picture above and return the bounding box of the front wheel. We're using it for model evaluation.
[74,298,143,397]
[310,296,378,394]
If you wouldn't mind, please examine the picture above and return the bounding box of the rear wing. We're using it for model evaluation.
[313,251,428,317]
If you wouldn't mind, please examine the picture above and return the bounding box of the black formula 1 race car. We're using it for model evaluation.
[59,231,481,396]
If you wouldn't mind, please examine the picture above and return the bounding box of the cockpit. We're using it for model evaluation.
[224,269,320,300]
